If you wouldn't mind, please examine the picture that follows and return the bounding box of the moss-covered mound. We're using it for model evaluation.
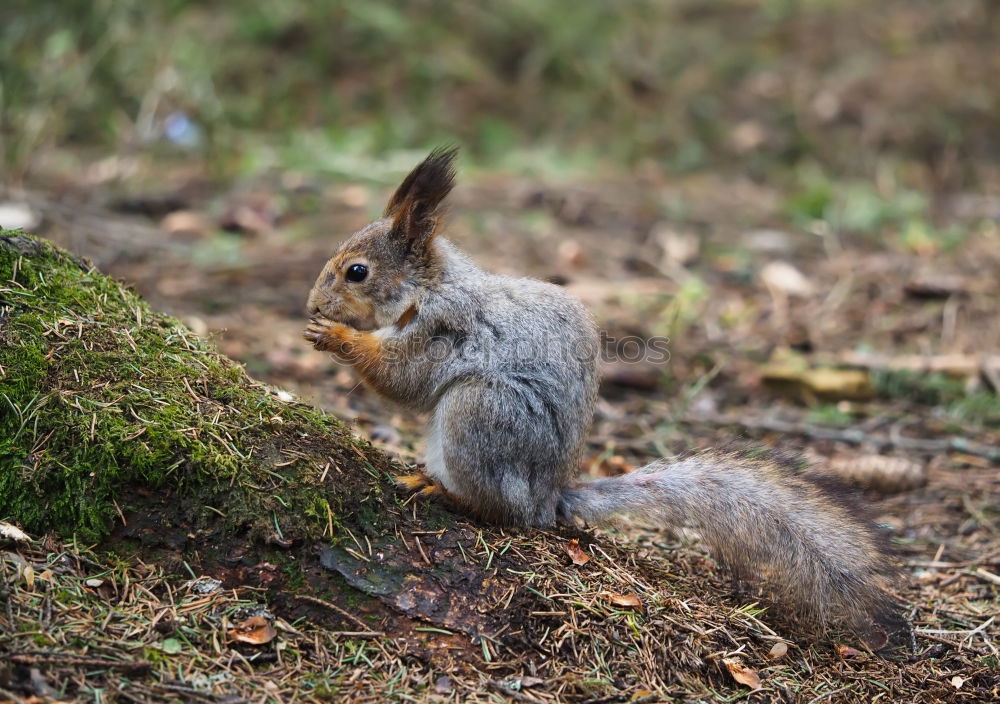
[0,230,388,542]
[3,232,972,703]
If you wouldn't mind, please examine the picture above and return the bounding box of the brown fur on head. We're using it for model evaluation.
[306,147,458,330]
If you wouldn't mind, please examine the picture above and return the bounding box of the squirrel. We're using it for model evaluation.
[304,147,902,638]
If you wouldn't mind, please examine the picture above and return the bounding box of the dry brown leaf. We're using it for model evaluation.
[160,210,213,239]
[730,121,767,153]
[836,645,860,658]
[767,641,788,660]
[565,539,590,566]
[761,260,814,297]
[724,659,762,690]
[221,203,274,235]
[557,239,586,268]
[630,690,654,701]
[655,226,700,266]
[604,455,634,475]
[339,185,370,208]
[228,616,278,645]
[605,592,643,608]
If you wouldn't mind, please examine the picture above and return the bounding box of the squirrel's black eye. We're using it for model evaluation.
[345,264,368,283]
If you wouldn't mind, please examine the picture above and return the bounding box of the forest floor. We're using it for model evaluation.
[2,156,999,702]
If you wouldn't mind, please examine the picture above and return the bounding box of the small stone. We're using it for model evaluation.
[190,577,223,595]
[761,260,815,297]
[161,210,214,239]
[0,521,30,543]
[0,202,40,231]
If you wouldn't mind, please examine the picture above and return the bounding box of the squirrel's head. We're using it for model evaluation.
[306,146,457,330]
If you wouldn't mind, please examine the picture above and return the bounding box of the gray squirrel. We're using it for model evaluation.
[304,147,901,636]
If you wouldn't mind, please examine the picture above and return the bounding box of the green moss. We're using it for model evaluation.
[0,231,393,542]
[872,369,967,406]
[282,560,307,590]
[948,391,1000,429]
[873,368,1000,429]
[805,403,855,427]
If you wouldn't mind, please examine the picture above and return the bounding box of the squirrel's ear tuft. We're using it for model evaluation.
[385,146,458,248]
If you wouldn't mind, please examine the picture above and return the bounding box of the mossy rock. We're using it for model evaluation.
[0,230,391,544]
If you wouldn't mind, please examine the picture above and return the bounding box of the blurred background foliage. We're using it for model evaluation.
[2,0,999,190]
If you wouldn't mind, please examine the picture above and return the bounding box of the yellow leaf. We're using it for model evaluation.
[760,354,873,400]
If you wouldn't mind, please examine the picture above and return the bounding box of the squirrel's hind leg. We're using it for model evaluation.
[436,382,564,527]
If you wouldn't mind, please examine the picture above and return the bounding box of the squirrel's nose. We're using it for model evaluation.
[306,303,321,317]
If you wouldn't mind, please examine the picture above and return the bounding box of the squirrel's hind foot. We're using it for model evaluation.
[396,471,448,504]
[394,471,435,493]
[415,483,445,499]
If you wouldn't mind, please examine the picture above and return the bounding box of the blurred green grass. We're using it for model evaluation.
[2,0,998,188]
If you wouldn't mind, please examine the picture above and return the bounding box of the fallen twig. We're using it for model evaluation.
[292,593,385,635]
[680,412,1000,462]
[835,351,1000,377]
[1,651,152,673]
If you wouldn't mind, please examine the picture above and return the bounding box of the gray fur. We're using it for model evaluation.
[559,453,896,630]
[306,149,901,634]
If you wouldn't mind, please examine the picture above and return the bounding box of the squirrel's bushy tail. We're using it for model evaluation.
[558,450,900,634]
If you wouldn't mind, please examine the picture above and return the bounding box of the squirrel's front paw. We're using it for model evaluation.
[303,318,356,357]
